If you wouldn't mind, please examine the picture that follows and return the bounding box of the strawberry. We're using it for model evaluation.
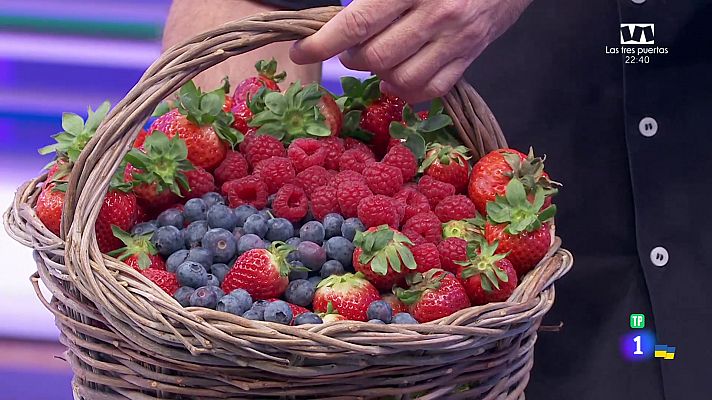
[109,226,166,271]
[232,58,284,103]
[317,91,343,137]
[313,272,380,321]
[38,101,111,164]
[484,179,556,276]
[221,242,294,300]
[35,184,65,236]
[395,269,471,323]
[141,269,179,295]
[95,189,139,253]
[352,225,417,291]
[441,217,485,244]
[468,148,559,216]
[124,131,193,210]
[457,241,518,305]
[150,81,241,170]
[421,144,471,193]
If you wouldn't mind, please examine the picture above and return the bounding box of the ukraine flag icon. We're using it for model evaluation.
[654,345,676,360]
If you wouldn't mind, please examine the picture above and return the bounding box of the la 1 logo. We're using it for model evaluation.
[620,24,655,45]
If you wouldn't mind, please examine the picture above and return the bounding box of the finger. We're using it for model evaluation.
[338,8,432,73]
[290,0,412,65]
[382,56,473,104]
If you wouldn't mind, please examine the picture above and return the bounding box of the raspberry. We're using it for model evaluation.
[245,134,286,167]
[383,144,418,182]
[410,243,441,273]
[337,181,373,218]
[319,136,345,170]
[310,185,339,221]
[357,195,400,229]
[288,138,326,172]
[214,151,249,186]
[221,175,269,209]
[362,162,403,196]
[239,129,257,153]
[272,184,308,222]
[181,166,216,199]
[253,156,295,194]
[339,149,375,173]
[330,170,366,188]
[418,175,456,209]
[437,237,468,273]
[434,195,477,223]
[392,197,406,225]
[402,211,442,245]
[295,165,333,198]
[141,269,179,295]
[387,138,404,151]
[344,137,373,154]
[393,188,431,222]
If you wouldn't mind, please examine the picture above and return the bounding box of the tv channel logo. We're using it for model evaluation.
[621,24,655,45]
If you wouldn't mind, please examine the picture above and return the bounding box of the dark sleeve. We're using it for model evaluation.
[259,0,341,10]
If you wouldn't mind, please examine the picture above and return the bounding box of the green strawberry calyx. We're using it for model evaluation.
[39,101,111,163]
[108,225,158,270]
[457,241,510,292]
[255,58,286,82]
[486,179,557,235]
[394,269,447,305]
[389,99,455,159]
[419,143,471,173]
[442,215,486,243]
[353,225,417,277]
[176,80,242,148]
[502,147,561,197]
[338,75,382,111]
[317,272,369,291]
[125,130,193,196]
[266,241,296,277]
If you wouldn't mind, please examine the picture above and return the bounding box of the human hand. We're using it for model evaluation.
[290,0,532,103]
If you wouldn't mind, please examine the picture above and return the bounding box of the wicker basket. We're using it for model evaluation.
[4,6,572,400]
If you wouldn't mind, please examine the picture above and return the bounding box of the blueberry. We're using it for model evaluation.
[367,300,393,323]
[264,300,293,325]
[234,205,258,227]
[320,260,345,278]
[229,288,253,307]
[206,204,238,231]
[266,218,294,242]
[189,286,219,309]
[284,279,315,307]
[294,312,323,325]
[324,236,355,268]
[299,221,325,245]
[392,312,419,324]
[242,309,263,320]
[288,261,309,281]
[217,291,252,315]
[233,227,245,242]
[157,208,184,228]
[341,218,365,241]
[184,198,208,223]
[173,286,195,307]
[368,319,386,324]
[201,192,226,208]
[131,221,158,236]
[176,261,208,288]
[238,233,267,255]
[151,225,184,257]
[244,300,270,320]
[210,263,231,283]
[206,274,220,287]
[243,214,268,238]
[186,247,214,269]
[166,249,189,273]
[183,220,209,248]
[202,228,237,263]
[323,213,344,239]
[307,276,322,287]
[258,209,273,221]
[205,285,225,299]
[297,241,326,271]
[286,237,302,248]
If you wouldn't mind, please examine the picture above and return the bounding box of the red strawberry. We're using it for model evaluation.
[317,91,343,137]
[437,237,468,274]
[468,148,559,215]
[181,166,216,199]
[483,179,556,276]
[310,185,339,221]
[352,225,417,291]
[410,243,441,273]
[319,136,345,170]
[133,129,149,149]
[360,95,405,157]
[383,144,418,182]
[213,150,249,186]
[418,175,456,209]
[434,195,477,223]
[95,189,139,253]
[38,101,111,164]
[231,100,254,134]
[296,165,333,198]
[244,134,286,167]
[221,175,269,209]
[109,226,166,271]
[421,144,471,193]
[357,195,401,229]
[395,269,471,323]
[232,58,284,103]
[362,162,403,196]
[337,180,373,218]
[393,188,431,223]
[36,184,65,236]
[381,293,407,314]
[272,184,308,222]
[313,272,381,321]
[288,138,326,172]
[339,148,375,174]
[402,212,442,245]
[253,156,295,194]
[222,242,293,300]
[457,241,517,305]
[141,269,179,295]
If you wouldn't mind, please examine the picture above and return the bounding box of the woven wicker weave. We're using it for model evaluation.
[4,6,572,399]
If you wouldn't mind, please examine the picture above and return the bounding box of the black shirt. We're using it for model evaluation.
[264,1,712,399]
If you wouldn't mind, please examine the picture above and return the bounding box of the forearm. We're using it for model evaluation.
[163,0,322,90]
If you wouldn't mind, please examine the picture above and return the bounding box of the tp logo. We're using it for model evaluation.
[621,24,655,44]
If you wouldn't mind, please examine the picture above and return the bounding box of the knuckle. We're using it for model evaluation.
[343,9,373,40]
[363,45,389,70]
[426,79,452,98]
[391,69,416,90]
[439,0,461,20]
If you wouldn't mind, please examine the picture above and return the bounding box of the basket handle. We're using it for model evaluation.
[60,6,506,254]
